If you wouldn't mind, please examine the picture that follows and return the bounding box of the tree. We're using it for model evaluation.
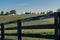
[42,12,45,14]
[41,12,45,14]
[57,9,60,12]
[0,11,4,15]
[41,12,43,14]
[10,10,16,14]
[47,11,53,14]
[5,12,9,15]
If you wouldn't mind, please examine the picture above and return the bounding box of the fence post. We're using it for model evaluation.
[1,24,4,40]
[17,20,21,40]
[54,12,58,40]
[58,12,60,39]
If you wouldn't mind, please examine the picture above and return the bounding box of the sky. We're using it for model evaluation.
[0,0,60,14]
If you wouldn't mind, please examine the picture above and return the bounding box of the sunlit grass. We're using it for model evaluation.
[0,14,43,23]
[22,18,54,26]
[22,29,55,35]
[22,37,54,40]
[0,14,55,40]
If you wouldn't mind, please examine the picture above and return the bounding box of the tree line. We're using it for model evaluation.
[0,10,16,15]
[25,9,60,14]
[0,9,60,15]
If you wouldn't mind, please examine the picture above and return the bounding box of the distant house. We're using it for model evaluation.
[8,14,16,16]
[25,11,31,14]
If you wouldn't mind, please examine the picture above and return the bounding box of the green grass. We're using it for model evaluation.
[0,14,43,23]
[22,37,54,40]
[0,14,55,40]
[22,29,54,35]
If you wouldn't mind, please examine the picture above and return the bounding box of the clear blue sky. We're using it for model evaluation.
[0,0,60,14]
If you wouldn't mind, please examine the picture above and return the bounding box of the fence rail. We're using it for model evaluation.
[0,12,59,40]
[4,24,54,30]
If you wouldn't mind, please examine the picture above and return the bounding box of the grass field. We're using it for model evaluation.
[0,14,55,40]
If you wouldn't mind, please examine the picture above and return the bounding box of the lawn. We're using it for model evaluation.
[0,14,55,40]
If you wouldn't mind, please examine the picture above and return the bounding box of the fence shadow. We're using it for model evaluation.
[0,38,13,40]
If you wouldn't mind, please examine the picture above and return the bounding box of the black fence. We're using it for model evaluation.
[0,12,60,40]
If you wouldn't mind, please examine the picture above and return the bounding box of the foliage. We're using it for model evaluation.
[0,10,16,16]
[10,10,16,14]
[57,9,60,12]
[46,11,53,14]
[5,12,9,15]
[41,12,45,14]
[0,11,4,15]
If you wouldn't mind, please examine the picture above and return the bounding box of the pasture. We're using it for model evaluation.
[0,14,55,40]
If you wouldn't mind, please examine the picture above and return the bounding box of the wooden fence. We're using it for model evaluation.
[0,12,60,40]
